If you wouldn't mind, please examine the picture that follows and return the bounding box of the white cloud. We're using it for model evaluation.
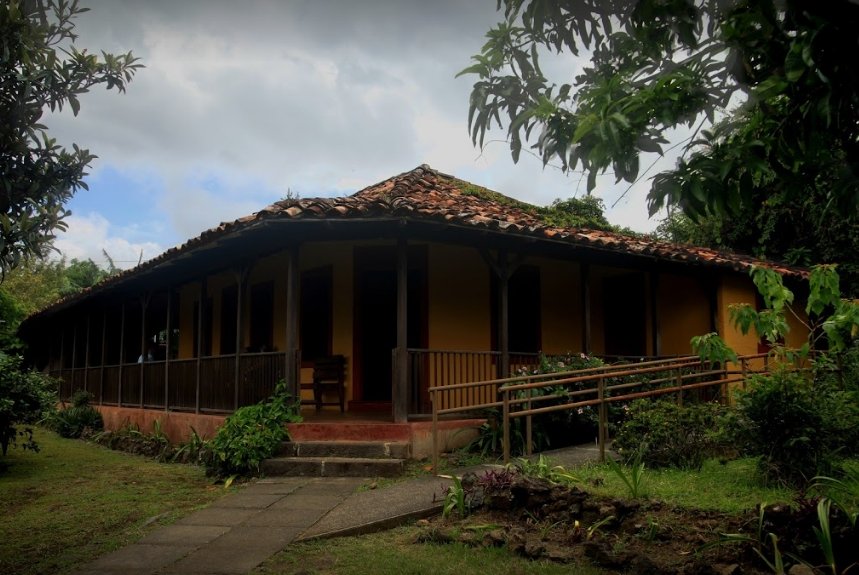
[53,213,164,269]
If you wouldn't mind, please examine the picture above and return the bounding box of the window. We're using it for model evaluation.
[249,281,274,351]
[491,265,541,353]
[300,267,332,363]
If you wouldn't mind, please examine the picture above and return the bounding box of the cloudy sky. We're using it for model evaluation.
[46,0,679,269]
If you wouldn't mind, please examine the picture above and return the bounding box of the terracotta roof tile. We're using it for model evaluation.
[25,164,807,320]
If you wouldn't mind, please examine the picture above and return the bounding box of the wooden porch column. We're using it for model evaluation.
[394,237,409,423]
[139,294,150,408]
[99,310,107,406]
[59,328,65,372]
[84,314,91,396]
[479,248,526,379]
[71,318,78,370]
[708,275,719,334]
[195,279,207,414]
[581,263,592,355]
[650,271,661,357]
[164,288,172,411]
[499,250,510,379]
[284,245,300,398]
[118,303,126,407]
[234,268,248,410]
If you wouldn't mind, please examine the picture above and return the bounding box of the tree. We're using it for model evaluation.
[0,0,141,274]
[461,1,859,219]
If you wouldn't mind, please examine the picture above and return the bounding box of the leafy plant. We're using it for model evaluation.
[207,381,301,477]
[47,390,103,439]
[705,504,788,575]
[731,369,859,487]
[172,427,211,466]
[613,399,728,470]
[0,353,57,457]
[441,475,466,518]
[512,454,579,485]
[605,451,646,499]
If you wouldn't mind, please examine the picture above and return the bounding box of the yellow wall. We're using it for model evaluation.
[427,243,491,351]
[659,274,712,355]
[717,274,761,358]
[535,257,581,354]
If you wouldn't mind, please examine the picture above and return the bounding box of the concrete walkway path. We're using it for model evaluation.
[73,445,602,575]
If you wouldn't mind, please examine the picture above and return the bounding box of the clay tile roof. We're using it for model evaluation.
[24,164,806,320]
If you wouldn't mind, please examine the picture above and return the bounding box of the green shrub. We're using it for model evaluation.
[732,369,859,487]
[613,399,728,469]
[0,353,57,457]
[207,381,301,477]
[48,389,104,439]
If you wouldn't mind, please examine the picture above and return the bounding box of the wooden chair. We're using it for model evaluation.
[312,355,347,413]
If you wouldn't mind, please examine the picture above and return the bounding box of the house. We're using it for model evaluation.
[18,165,809,446]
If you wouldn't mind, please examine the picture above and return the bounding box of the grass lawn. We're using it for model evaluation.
[0,428,229,575]
[571,457,795,513]
[256,526,606,575]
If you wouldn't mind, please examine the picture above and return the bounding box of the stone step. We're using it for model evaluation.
[278,440,410,459]
[260,456,405,477]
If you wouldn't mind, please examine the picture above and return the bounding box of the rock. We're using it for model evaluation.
[714,563,740,575]
[629,552,663,575]
[487,529,507,546]
[415,519,429,527]
[787,565,816,575]
[523,538,546,559]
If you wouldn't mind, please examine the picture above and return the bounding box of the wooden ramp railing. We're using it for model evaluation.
[430,353,776,470]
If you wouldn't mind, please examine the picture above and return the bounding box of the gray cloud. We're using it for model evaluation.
[45,0,665,264]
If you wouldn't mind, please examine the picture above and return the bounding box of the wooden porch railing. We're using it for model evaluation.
[429,353,777,470]
[50,350,299,414]
[404,348,540,415]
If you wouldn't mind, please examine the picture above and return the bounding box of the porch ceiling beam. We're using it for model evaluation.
[284,244,300,398]
[394,236,409,423]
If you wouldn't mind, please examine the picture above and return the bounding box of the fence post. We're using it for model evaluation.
[741,358,748,391]
[525,387,533,457]
[597,376,606,463]
[502,387,511,465]
[431,389,439,471]
[675,368,683,407]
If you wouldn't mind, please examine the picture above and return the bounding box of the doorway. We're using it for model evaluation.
[353,246,426,407]
[603,272,647,357]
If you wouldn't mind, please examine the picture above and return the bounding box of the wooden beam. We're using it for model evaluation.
[498,249,510,378]
[478,247,514,378]
[195,278,206,414]
[285,244,300,398]
[233,267,249,410]
[99,310,107,405]
[139,294,150,408]
[118,303,125,407]
[581,263,592,355]
[164,288,172,411]
[84,314,91,396]
[650,271,661,357]
[394,237,409,422]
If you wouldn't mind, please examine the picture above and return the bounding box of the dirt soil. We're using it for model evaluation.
[416,471,848,575]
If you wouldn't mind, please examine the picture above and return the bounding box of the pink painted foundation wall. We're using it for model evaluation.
[96,406,226,443]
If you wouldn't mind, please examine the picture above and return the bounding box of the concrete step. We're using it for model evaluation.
[279,440,410,459]
[260,456,405,477]
[287,422,411,442]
